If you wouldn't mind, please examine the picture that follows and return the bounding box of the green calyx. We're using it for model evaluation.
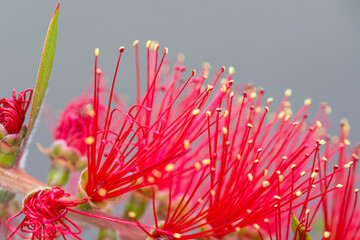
[40,140,87,186]
[0,124,26,168]
[98,228,118,240]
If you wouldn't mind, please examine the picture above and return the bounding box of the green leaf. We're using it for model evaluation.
[16,3,60,167]
[291,214,312,240]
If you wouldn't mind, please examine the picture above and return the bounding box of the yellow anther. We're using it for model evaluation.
[311,172,318,179]
[304,98,312,106]
[85,136,95,145]
[192,109,200,116]
[285,88,292,97]
[146,40,152,48]
[210,189,216,196]
[165,163,175,172]
[262,181,270,188]
[206,85,214,91]
[264,169,268,176]
[184,139,190,150]
[237,154,241,160]
[173,233,181,239]
[253,224,260,230]
[324,231,331,239]
[94,48,100,56]
[128,211,136,218]
[147,176,155,183]
[202,159,211,165]
[222,127,228,135]
[229,66,235,75]
[223,110,229,118]
[194,162,201,170]
[274,195,281,200]
[319,140,326,145]
[278,175,284,182]
[98,188,107,197]
[248,173,253,181]
[267,97,274,103]
[300,171,306,176]
[133,40,139,47]
[250,92,257,99]
[316,121,322,127]
[206,111,212,117]
[296,190,302,197]
[305,209,310,214]
[337,184,343,188]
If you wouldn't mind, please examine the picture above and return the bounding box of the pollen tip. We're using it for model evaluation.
[85,136,95,145]
[98,188,107,197]
[304,98,312,106]
[184,139,190,150]
[229,66,235,75]
[94,48,100,56]
[285,88,292,97]
[262,180,270,188]
[324,231,331,238]
[202,159,211,165]
[192,109,200,116]
[119,46,125,52]
[164,47,169,55]
[267,97,274,103]
[173,233,181,239]
[253,223,260,230]
[133,40,139,47]
[128,211,137,218]
[146,40,152,48]
[165,163,175,172]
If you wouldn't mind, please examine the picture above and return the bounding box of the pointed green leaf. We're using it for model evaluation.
[291,214,312,240]
[16,3,60,166]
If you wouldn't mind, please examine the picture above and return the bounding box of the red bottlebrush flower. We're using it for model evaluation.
[78,43,227,208]
[318,119,360,240]
[7,187,87,240]
[54,94,104,156]
[0,89,32,135]
[137,81,349,239]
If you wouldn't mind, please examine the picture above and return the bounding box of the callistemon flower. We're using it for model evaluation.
[78,41,231,208]
[7,187,87,240]
[7,186,176,239]
[317,119,360,240]
[138,82,351,239]
[0,89,32,168]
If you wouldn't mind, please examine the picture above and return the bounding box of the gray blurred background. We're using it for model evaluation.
[0,1,359,183]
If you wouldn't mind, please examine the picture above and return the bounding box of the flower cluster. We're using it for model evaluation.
[3,41,359,240]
